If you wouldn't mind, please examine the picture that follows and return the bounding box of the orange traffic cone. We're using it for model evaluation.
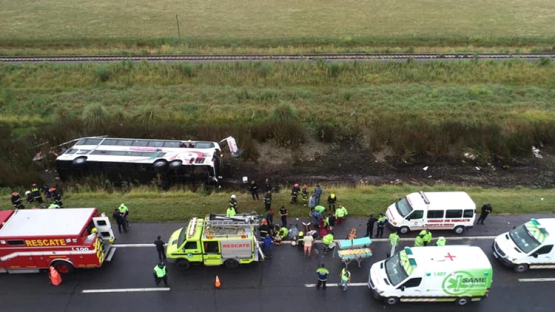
[215,275,221,288]
[49,266,62,286]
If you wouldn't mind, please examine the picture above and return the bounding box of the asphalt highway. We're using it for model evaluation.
[1,214,554,312]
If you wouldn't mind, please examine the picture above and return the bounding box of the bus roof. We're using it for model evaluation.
[401,246,491,275]
[0,208,96,238]
[407,192,476,211]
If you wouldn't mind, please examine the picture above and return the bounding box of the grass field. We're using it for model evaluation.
[1,0,555,54]
[2,185,553,222]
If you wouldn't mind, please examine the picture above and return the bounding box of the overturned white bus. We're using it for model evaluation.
[55,136,240,184]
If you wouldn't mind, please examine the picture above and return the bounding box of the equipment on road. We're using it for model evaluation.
[49,266,62,286]
[493,218,555,273]
[368,246,492,306]
[215,275,221,288]
[0,208,116,274]
[166,214,263,270]
[335,237,372,268]
[385,191,476,235]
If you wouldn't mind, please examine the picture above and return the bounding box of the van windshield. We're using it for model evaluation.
[509,224,541,254]
[177,228,187,247]
[385,253,409,286]
[396,198,413,218]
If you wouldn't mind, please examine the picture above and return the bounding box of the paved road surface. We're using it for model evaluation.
[1,214,554,312]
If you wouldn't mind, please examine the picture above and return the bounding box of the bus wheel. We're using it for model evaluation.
[455,297,470,306]
[454,226,465,235]
[224,259,239,269]
[399,227,409,235]
[175,259,190,271]
[384,297,399,306]
[52,261,75,274]
[514,264,529,273]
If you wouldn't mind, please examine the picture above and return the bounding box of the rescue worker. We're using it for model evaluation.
[259,219,270,238]
[250,181,259,200]
[277,226,289,240]
[436,236,447,246]
[327,193,337,210]
[264,178,272,193]
[43,185,52,203]
[339,205,348,220]
[301,184,309,208]
[154,236,166,261]
[322,231,335,253]
[313,185,323,205]
[477,203,493,225]
[262,234,273,259]
[118,203,129,226]
[11,192,25,209]
[229,194,238,213]
[25,191,34,204]
[31,183,43,204]
[316,264,329,290]
[420,229,432,246]
[50,188,63,208]
[376,213,387,237]
[153,262,168,287]
[290,183,300,204]
[325,213,336,231]
[265,209,274,225]
[366,214,377,238]
[113,208,127,233]
[335,206,345,225]
[264,190,272,211]
[414,233,425,247]
[279,206,288,228]
[338,266,351,291]
[226,205,236,217]
[389,231,400,249]
[308,195,316,212]
[311,210,323,227]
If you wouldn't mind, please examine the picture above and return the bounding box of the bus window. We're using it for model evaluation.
[164,141,180,147]
[446,210,463,218]
[463,209,475,218]
[132,140,149,146]
[101,139,118,145]
[116,140,133,146]
[427,210,444,219]
[148,141,164,147]
[83,138,103,145]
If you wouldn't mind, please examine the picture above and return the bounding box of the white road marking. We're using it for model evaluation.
[518,278,555,283]
[304,282,368,288]
[82,288,170,293]
[113,236,496,248]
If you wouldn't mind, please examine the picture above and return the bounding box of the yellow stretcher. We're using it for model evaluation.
[335,237,372,268]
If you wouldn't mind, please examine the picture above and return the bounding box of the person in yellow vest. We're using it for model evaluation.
[436,236,446,246]
[338,266,351,291]
[340,205,348,220]
[226,206,236,217]
[322,231,335,253]
[389,231,400,249]
[420,229,432,246]
[335,206,345,225]
[153,262,168,287]
[414,234,424,247]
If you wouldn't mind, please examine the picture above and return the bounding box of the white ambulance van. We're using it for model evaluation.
[386,191,476,234]
[492,218,555,273]
[368,246,493,306]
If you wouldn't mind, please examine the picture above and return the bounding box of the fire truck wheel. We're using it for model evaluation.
[175,259,191,271]
[52,261,75,274]
[224,259,239,269]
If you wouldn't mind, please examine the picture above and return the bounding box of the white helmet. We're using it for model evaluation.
[25,191,31,195]
[231,194,236,199]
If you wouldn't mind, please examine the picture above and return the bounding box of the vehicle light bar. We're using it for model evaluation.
[189,217,198,236]
[418,191,430,204]
[404,247,413,255]
[409,258,417,267]
[531,219,540,227]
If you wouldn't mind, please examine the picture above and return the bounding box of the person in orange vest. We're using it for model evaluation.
[49,266,62,286]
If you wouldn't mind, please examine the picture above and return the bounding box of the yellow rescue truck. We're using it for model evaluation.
[166,214,263,270]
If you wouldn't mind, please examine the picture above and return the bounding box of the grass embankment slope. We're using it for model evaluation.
[3,185,552,222]
[0,0,554,54]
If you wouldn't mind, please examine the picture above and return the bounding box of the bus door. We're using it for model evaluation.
[202,241,222,266]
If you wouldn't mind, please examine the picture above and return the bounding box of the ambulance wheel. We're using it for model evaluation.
[384,297,399,306]
[399,227,409,235]
[224,259,239,269]
[52,261,75,274]
[514,264,529,273]
[454,226,465,235]
[455,297,470,306]
[175,259,191,271]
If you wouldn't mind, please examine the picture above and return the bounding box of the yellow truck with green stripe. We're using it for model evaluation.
[493,218,555,273]
[368,246,492,306]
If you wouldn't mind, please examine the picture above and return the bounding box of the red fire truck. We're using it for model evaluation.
[0,208,116,274]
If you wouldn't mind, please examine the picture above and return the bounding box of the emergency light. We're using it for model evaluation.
[409,258,417,267]
[531,219,540,227]
[418,191,430,204]
[404,247,413,255]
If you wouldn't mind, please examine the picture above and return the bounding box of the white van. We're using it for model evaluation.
[492,218,555,273]
[386,191,476,234]
[368,246,493,306]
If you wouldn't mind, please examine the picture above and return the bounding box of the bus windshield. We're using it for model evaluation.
[396,198,413,218]
[385,253,409,286]
[509,224,541,254]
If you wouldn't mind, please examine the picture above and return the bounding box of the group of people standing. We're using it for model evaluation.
[10,183,63,209]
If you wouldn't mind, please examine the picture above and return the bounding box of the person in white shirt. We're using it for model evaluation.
[303,234,314,256]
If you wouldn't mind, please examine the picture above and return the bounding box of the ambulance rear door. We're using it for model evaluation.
[93,216,115,241]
